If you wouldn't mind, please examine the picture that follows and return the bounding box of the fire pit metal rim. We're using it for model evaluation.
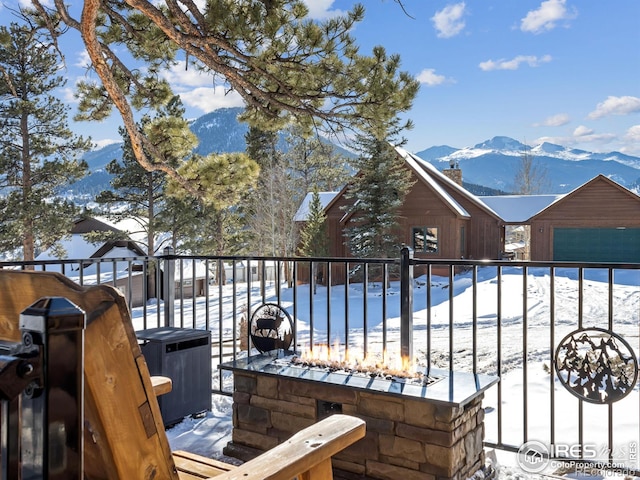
[220,351,499,408]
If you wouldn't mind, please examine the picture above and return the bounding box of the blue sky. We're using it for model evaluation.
[3,0,639,155]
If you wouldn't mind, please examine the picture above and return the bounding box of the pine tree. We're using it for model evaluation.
[163,152,260,255]
[245,126,280,171]
[298,190,329,293]
[343,137,414,260]
[93,96,193,256]
[29,2,419,198]
[298,191,329,258]
[284,124,352,193]
[341,45,416,262]
[243,125,288,256]
[0,22,90,261]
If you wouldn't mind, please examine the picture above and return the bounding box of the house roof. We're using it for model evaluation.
[72,217,120,234]
[527,174,640,221]
[310,146,505,225]
[479,194,564,223]
[296,150,639,229]
[37,216,146,261]
[397,147,470,218]
[93,240,147,258]
[293,191,339,222]
[398,147,503,220]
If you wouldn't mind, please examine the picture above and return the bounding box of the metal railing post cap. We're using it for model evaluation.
[400,244,414,257]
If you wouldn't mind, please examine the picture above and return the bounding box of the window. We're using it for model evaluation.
[412,227,438,253]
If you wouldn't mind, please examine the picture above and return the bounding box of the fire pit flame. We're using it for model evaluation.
[290,343,438,386]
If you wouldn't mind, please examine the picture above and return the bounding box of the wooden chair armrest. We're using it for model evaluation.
[211,414,365,480]
[151,375,172,396]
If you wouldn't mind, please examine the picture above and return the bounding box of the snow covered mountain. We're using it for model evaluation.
[416,136,640,194]
[73,125,640,201]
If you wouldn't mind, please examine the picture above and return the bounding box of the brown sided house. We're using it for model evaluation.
[528,175,640,262]
[297,148,640,272]
[320,147,504,267]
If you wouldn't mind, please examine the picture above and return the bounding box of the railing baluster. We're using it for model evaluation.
[309,261,314,350]
[326,263,332,350]
[550,266,556,447]
[344,261,349,361]
[497,265,503,447]
[522,265,528,443]
[426,264,432,375]
[448,264,454,372]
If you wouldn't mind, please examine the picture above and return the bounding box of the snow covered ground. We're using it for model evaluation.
[130,266,640,478]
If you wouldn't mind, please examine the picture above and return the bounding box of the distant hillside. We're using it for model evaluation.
[64,143,123,200]
[190,107,249,155]
[416,136,640,194]
[69,107,354,201]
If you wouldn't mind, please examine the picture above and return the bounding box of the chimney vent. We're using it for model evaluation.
[443,167,463,186]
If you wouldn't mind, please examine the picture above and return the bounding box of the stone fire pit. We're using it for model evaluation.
[221,352,498,480]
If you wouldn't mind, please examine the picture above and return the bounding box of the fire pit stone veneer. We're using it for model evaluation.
[221,353,498,480]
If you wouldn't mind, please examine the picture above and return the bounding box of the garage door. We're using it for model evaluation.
[553,228,640,262]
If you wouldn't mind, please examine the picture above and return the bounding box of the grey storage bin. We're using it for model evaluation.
[137,327,211,426]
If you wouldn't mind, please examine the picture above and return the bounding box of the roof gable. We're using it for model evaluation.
[321,146,506,224]
[397,148,470,218]
[399,147,502,220]
[529,174,640,221]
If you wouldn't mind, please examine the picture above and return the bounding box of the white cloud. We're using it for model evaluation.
[74,51,92,69]
[60,87,78,104]
[179,87,245,113]
[301,0,346,19]
[587,96,640,120]
[432,3,467,39]
[161,61,219,88]
[416,68,452,87]
[534,113,570,127]
[573,125,593,137]
[479,54,552,71]
[625,125,640,142]
[520,0,576,34]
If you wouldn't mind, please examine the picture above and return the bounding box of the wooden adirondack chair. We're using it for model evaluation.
[0,270,365,479]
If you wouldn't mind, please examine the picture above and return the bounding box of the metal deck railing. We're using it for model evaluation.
[2,252,639,470]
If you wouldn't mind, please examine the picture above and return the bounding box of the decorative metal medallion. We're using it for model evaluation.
[554,327,638,404]
[249,303,294,353]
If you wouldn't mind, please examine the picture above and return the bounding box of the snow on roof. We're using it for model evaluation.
[478,194,564,223]
[36,234,102,261]
[95,215,148,245]
[293,191,338,221]
[396,147,471,218]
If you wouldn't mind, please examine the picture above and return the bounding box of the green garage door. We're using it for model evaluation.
[553,228,640,262]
